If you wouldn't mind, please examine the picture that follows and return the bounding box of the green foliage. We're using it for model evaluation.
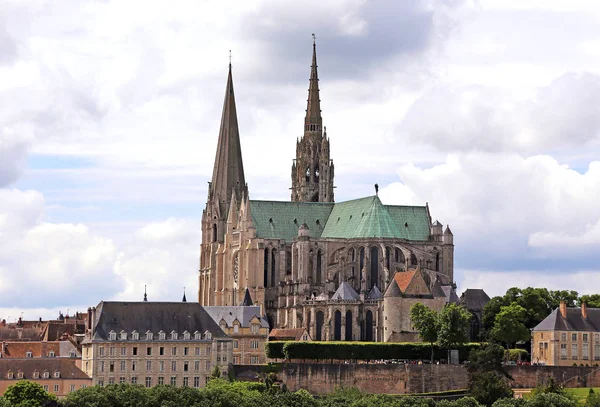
[282,341,480,362]
[438,303,472,352]
[526,393,576,407]
[490,399,527,407]
[469,372,513,407]
[585,388,600,407]
[265,341,286,359]
[63,383,152,407]
[4,380,58,407]
[531,376,567,397]
[468,343,510,378]
[211,364,221,379]
[579,295,600,308]
[437,397,482,407]
[410,303,439,362]
[506,349,528,362]
[0,396,9,407]
[490,304,530,348]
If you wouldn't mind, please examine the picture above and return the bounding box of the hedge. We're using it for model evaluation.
[265,341,286,359]
[274,341,481,361]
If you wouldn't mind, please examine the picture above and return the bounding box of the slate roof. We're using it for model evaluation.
[384,279,402,298]
[460,289,491,311]
[204,306,269,329]
[533,307,600,332]
[0,358,90,380]
[89,302,228,342]
[0,341,78,358]
[249,196,431,242]
[239,288,254,306]
[367,285,383,300]
[331,282,360,301]
[441,286,460,303]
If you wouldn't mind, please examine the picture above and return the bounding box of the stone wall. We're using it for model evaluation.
[506,365,600,388]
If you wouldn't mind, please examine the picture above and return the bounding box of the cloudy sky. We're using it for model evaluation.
[2,0,600,321]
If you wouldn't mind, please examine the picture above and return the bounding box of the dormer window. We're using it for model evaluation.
[120,330,127,340]
[108,330,117,340]
[219,320,227,331]
[54,371,60,378]
[69,351,76,358]
[42,371,49,379]
[48,351,55,358]
[183,331,190,340]
[251,324,259,334]
[170,331,178,340]
[33,371,39,379]
[17,371,23,379]
[146,331,153,340]
[7,371,13,379]
[233,322,239,334]
[132,331,139,340]
[26,351,33,358]
[194,331,201,340]
[204,331,212,340]
[158,330,166,340]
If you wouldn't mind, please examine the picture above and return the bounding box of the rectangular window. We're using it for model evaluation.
[194,376,200,388]
[44,385,49,391]
[584,334,589,342]
[184,362,189,372]
[233,356,239,364]
[560,344,567,359]
[206,347,211,356]
[132,361,137,371]
[120,361,126,371]
[171,361,177,372]
[572,343,578,359]
[145,377,152,388]
[234,324,239,333]
[121,347,126,356]
[233,340,238,349]
[159,361,165,372]
[595,345,600,360]
[160,347,165,356]
[172,347,177,356]
[108,377,115,385]
[595,334,600,343]
[109,347,115,356]
[131,377,137,384]
[109,362,115,372]
[158,377,164,385]
[195,347,200,356]
[97,380,103,387]
[119,377,125,384]
[99,361,105,373]
[583,343,590,360]
[194,361,200,371]
[146,361,152,371]
[251,340,259,349]
[184,347,189,356]
[147,347,152,356]
[70,385,75,392]
[251,324,259,334]
[170,376,177,386]
[183,377,189,387]
[54,384,59,392]
[206,361,210,371]
[98,347,105,356]
[251,356,259,364]
[572,333,578,341]
[133,347,138,356]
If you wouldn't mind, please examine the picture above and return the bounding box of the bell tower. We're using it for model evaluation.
[291,35,334,203]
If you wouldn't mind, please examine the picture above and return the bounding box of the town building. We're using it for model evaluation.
[0,359,91,397]
[204,289,270,365]
[82,302,232,388]
[198,38,456,343]
[532,302,600,366]
[268,328,311,342]
[460,289,491,342]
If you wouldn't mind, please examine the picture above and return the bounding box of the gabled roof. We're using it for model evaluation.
[269,328,309,341]
[384,279,402,298]
[331,281,360,301]
[441,286,460,303]
[394,270,417,293]
[534,307,600,332]
[89,302,228,342]
[239,288,254,306]
[0,358,90,380]
[460,289,491,311]
[204,306,269,329]
[249,196,431,242]
[367,285,383,300]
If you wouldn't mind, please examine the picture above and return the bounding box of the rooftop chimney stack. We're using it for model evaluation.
[559,301,567,318]
[582,303,588,319]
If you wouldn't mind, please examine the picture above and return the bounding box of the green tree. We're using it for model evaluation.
[585,388,600,407]
[3,381,58,407]
[410,302,439,363]
[437,303,471,362]
[469,372,513,407]
[211,365,222,379]
[468,343,510,378]
[490,399,527,407]
[490,304,530,348]
[549,290,578,308]
[527,393,576,407]
[579,295,600,308]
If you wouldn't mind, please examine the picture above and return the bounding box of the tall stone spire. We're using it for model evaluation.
[305,33,322,132]
[291,35,334,203]
[210,61,248,230]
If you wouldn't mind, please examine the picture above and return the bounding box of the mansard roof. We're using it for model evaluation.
[248,195,430,242]
[533,307,600,332]
[88,302,228,342]
[203,306,269,329]
[331,281,360,301]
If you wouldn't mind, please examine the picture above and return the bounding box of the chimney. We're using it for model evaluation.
[582,303,588,319]
[559,301,567,318]
[87,308,92,331]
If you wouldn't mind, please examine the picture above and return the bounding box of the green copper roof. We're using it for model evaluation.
[249,200,333,241]
[249,196,431,242]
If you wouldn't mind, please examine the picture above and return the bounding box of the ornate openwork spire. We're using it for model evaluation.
[305,33,322,131]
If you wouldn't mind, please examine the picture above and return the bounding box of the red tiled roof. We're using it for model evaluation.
[394,270,417,293]
[268,328,308,341]
[0,358,90,380]
[1,342,62,358]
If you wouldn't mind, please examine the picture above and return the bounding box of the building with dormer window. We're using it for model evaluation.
[82,302,232,388]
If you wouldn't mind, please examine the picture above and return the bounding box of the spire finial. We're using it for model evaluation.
[312,33,316,45]
[229,49,232,67]
[375,183,379,195]
[182,287,187,303]
[143,285,147,302]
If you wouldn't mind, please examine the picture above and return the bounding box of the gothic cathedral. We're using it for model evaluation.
[199,39,456,342]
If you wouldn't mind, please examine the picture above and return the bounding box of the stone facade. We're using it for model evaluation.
[199,39,456,342]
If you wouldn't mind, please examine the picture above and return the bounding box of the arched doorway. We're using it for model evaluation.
[316,311,324,341]
[334,310,342,341]
[345,311,352,341]
[365,311,374,342]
